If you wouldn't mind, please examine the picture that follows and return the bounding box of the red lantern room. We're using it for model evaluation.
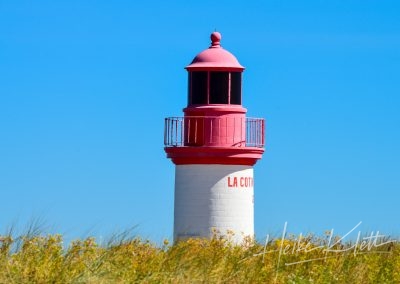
[164,32,265,165]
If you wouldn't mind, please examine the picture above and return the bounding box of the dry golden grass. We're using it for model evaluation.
[0,230,399,283]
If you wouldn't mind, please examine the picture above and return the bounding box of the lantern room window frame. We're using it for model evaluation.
[188,71,242,106]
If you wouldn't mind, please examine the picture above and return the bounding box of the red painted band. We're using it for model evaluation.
[165,146,264,166]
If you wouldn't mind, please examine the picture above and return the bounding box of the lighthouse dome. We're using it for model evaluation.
[186,32,244,71]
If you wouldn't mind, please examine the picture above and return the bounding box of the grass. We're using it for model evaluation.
[0,229,399,283]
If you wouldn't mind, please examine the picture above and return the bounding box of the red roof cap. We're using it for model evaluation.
[186,32,244,71]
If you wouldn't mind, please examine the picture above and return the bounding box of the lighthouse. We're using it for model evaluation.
[164,32,265,243]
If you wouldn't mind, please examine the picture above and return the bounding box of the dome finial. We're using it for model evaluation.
[210,31,221,48]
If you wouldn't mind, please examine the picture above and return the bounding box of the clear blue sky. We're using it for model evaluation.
[1,0,400,243]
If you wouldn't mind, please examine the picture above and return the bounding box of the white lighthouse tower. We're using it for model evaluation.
[164,32,265,243]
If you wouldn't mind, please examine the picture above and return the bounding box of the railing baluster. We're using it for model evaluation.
[250,119,253,146]
[233,116,235,145]
[194,118,197,144]
[186,117,190,145]
[225,116,228,144]
[180,118,183,146]
[210,118,213,144]
[253,119,256,146]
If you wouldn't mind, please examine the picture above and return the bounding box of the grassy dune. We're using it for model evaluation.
[0,231,399,283]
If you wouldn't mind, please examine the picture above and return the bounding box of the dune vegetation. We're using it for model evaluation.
[0,229,399,283]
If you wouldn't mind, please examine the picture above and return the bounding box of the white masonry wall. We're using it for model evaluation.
[174,164,254,243]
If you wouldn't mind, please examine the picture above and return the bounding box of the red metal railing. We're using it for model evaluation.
[164,116,265,148]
